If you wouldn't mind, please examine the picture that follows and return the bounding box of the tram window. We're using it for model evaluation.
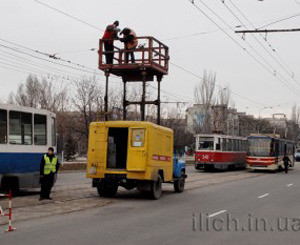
[198,137,214,150]
[228,139,232,151]
[34,114,47,145]
[232,140,236,151]
[222,139,227,151]
[216,138,221,151]
[0,109,7,144]
[9,111,32,145]
[51,117,56,146]
[279,142,283,155]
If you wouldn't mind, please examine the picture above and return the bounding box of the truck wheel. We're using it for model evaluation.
[174,171,185,193]
[97,180,118,197]
[149,175,162,200]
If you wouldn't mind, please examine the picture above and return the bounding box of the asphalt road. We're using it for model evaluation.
[1,165,300,245]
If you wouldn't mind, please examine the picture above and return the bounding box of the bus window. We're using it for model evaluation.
[198,137,214,150]
[0,109,7,144]
[34,114,47,145]
[9,111,32,145]
[51,117,56,146]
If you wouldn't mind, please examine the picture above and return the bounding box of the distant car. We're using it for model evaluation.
[295,149,300,161]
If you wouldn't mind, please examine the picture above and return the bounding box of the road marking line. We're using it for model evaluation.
[258,193,269,199]
[287,183,293,187]
[208,210,227,218]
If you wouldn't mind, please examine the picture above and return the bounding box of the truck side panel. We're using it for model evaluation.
[147,126,173,182]
[87,121,174,182]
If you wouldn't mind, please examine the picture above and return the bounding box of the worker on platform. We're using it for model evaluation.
[102,20,120,64]
[39,147,60,201]
[120,27,138,63]
[283,154,291,174]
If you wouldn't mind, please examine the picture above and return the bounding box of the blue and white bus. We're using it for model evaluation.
[0,103,56,191]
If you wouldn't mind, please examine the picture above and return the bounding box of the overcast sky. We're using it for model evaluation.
[1,0,300,117]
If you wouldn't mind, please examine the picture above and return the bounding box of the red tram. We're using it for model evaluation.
[194,134,247,171]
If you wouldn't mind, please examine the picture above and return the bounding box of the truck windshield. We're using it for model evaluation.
[198,137,214,150]
[248,138,272,157]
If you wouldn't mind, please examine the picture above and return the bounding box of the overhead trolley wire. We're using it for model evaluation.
[220,0,300,91]
[7,1,273,106]
[189,0,299,96]
[30,0,104,32]
[228,0,297,80]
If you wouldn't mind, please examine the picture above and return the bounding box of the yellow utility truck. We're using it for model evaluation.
[86,121,186,199]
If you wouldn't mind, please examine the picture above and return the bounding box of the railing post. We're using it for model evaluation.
[157,76,162,125]
[99,39,103,68]
[159,43,162,66]
[149,37,153,64]
[104,70,110,121]
[123,77,127,120]
[141,68,147,121]
[165,46,169,71]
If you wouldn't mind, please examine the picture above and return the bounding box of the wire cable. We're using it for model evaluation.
[30,0,104,32]
[189,0,299,96]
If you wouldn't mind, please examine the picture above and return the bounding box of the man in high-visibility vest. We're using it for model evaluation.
[39,147,60,201]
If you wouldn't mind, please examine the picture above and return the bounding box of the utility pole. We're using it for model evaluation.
[235,28,300,34]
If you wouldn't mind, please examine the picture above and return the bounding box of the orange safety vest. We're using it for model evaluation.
[126,30,138,49]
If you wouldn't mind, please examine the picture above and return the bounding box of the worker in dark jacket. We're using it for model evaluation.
[102,20,120,64]
[282,154,291,174]
[39,147,60,200]
[120,27,138,63]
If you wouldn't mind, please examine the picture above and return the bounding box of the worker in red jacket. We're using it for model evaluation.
[102,21,120,64]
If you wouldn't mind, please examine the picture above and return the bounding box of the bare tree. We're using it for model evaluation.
[72,77,103,140]
[194,70,216,105]
[161,103,194,154]
[212,86,231,133]
[9,75,68,112]
[218,86,230,106]
[291,104,300,124]
[193,70,216,133]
